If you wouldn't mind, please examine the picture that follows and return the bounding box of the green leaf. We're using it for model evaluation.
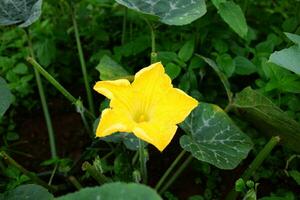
[211,0,226,9]
[99,130,142,151]
[216,54,235,77]
[115,0,207,26]
[56,182,162,200]
[178,39,195,62]
[96,55,130,80]
[114,36,150,58]
[0,0,43,27]
[217,1,248,38]
[289,170,300,185]
[199,55,232,100]
[264,74,300,94]
[235,178,245,192]
[0,77,14,117]
[234,56,256,75]
[180,103,253,169]
[284,32,300,45]
[212,39,229,54]
[12,63,28,75]
[233,87,300,152]
[34,38,56,67]
[178,69,197,92]
[269,45,300,75]
[165,62,181,79]
[0,184,53,200]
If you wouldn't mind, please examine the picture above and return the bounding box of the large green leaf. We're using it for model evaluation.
[56,182,162,200]
[0,184,53,200]
[269,45,300,75]
[284,32,300,45]
[180,103,252,169]
[233,87,300,152]
[115,0,207,25]
[96,55,130,81]
[216,1,248,38]
[0,77,13,117]
[0,0,42,27]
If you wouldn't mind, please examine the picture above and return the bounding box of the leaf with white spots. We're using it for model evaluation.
[180,103,252,169]
[56,182,162,200]
[0,0,43,27]
[115,0,207,25]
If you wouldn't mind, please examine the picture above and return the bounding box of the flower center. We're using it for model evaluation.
[134,113,149,123]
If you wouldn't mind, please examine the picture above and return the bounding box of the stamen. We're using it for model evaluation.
[134,113,149,123]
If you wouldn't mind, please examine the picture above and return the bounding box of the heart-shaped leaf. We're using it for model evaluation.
[180,103,253,169]
[0,0,43,27]
[115,0,207,25]
[56,182,162,200]
[0,184,53,200]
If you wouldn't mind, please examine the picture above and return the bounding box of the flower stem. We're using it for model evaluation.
[26,30,57,159]
[159,155,193,194]
[138,139,148,184]
[0,151,58,192]
[225,136,280,200]
[71,6,95,116]
[26,57,95,120]
[82,161,111,185]
[155,150,186,191]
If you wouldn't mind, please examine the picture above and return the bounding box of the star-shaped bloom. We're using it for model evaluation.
[94,62,198,151]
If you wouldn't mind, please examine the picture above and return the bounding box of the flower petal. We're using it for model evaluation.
[93,79,130,100]
[94,79,135,112]
[133,123,178,151]
[96,108,134,137]
[132,62,172,98]
[153,88,198,124]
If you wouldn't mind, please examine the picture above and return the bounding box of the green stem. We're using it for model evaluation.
[71,7,95,116]
[144,19,157,64]
[155,150,186,191]
[68,176,82,190]
[26,30,57,159]
[82,161,111,185]
[121,7,127,45]
[159,155,193,194]
[243,136,280,180]
[225,136,280,200]
[48,164,58,185]
[76,100,94,137]
[139,139,148,184]
[26,57,95,120]
[0,151,57,192]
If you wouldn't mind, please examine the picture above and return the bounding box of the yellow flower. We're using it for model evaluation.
[93,62,198,151]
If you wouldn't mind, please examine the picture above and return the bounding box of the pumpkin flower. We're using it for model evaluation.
[93,62,198,151]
